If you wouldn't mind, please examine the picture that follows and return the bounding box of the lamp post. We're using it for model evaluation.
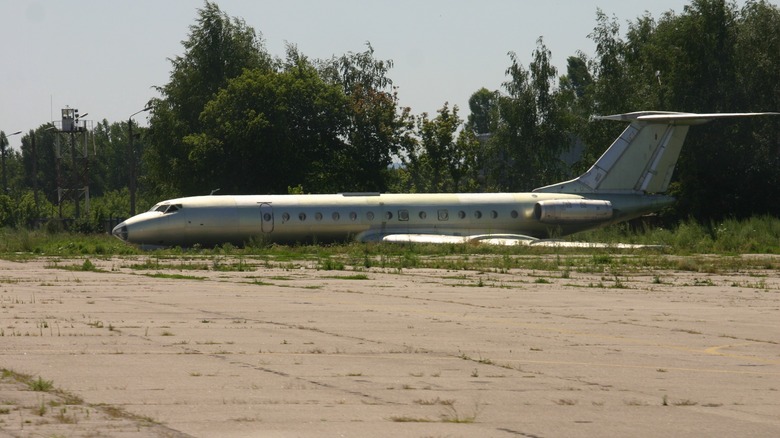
[0,130,22,193]
[128,106,151,216]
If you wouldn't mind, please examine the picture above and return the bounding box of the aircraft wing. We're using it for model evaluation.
[380,233,536,245]
[379,233,658,248]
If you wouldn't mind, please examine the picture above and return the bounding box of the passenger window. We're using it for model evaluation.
[367,211,375,221]
[438,209,449,221]
[511,210,519,219]
[385,211,393,220]
[263,213,272,222]
[315,212,323,221]
[299,212,306,221]
[282,212,290,222]
[332,212,340,221]
[398,210,409,221]
[350,212,357,221]
[490,210,498,219]
[419,211,427,220]
[458,210,466,219]
[474,211,482,219]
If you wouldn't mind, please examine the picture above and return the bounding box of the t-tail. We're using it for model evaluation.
[535,111,779,195]
[531,111,779,230]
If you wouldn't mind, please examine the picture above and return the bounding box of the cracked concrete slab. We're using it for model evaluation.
[0,255,778,437]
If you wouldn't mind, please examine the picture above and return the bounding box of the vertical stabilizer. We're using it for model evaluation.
[534,111,779,194]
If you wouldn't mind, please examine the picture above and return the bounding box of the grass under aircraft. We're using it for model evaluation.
[112,111,778,248]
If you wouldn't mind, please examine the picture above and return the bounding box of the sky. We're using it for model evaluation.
[0,0,746,150]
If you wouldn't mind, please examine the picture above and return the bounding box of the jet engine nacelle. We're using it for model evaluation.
[533,199,613,224]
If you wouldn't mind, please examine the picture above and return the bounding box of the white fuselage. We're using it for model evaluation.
[112,191,672,247]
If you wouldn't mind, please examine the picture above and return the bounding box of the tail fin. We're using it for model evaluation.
[534,111,779,194]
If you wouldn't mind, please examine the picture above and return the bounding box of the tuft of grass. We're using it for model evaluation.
[414,397,455,406]
[322,274,369,280]
[143,273,206,280]
[55,407,78,424]
[673,399,698,406]
[36,399,47,416]
[46,258,104,272]
[389,415,434,422]
[81,258,97,271]
[318,257,345,271]
[28,376,54,392]
[555,398,578,406]
[440,401,483,423]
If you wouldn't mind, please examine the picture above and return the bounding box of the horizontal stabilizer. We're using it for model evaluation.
[594,111,780,125]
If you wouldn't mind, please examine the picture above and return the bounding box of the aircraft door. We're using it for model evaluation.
[260,203,274,233]
[379,202,387,234]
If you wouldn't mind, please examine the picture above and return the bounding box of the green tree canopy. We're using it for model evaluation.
[484,38,571,191]
[466,88,500,135]
[318,44,413,192]
[145,1,272,196]
[186,51,349,194]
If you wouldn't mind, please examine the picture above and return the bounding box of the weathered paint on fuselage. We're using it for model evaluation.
[117,192,673,247]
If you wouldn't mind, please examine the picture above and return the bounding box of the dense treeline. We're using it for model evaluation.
[0,0,778,231]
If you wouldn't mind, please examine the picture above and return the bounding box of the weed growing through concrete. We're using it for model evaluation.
[28,377,54,392]
[440,401,483,423]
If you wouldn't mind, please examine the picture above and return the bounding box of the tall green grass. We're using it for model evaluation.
[575,215,780,254]
[1,215,778,258]
[0,228,139,258]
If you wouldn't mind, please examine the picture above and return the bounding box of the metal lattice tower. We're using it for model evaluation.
[53,107,94,220]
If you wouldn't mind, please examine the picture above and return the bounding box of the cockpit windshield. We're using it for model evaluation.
[151,204,182,214]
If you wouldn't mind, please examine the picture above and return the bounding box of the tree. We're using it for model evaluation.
[485,38,570,191]
[452,128,483,192]
[186,51,349,194]
[319,44,413,191]
[145,1,272,196]
[19,125,58,208]
[402,104,461,192]
[466,88,500,135]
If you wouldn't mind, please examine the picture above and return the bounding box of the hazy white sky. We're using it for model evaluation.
[1,0,741,150]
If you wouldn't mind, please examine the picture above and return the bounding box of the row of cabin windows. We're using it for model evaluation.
[274,209,521,223]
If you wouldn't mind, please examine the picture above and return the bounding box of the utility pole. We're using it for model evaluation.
[128,106,151,216]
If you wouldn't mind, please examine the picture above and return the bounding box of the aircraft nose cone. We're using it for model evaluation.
[112,222,128,241]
